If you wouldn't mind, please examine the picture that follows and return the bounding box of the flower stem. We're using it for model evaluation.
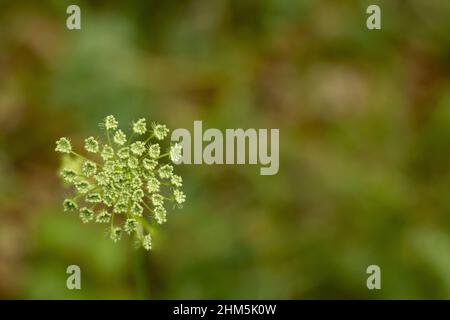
[133,248,150,299]
[156,153,169,160]
[71,151,102,167]
[106,130,112,147]
[144,134,154,144]
[127,132,136,146]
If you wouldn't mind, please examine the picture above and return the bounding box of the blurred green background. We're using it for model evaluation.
[1,0,450,299]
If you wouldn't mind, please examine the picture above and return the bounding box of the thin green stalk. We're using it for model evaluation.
[144,134,154,144]
[156,153,169,160]
[71,151,102,167]
[133,248,150,299]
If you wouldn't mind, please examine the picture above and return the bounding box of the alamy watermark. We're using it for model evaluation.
[366,265,381,290]
[171,121,279,175]
[66,265,81,290]
[366,5,381,30]
[66,5,81,30]
[66,4,381,32]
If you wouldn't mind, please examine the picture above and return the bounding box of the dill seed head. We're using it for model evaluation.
[55,115,187,251]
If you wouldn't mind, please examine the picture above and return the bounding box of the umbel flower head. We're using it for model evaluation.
[55,115,186,251]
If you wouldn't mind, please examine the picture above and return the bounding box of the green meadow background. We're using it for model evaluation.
[1,0,450,299]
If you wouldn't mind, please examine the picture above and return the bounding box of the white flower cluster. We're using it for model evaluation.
[56,115,186,251]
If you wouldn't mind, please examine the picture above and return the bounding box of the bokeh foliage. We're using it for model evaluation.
[1,0,450,299]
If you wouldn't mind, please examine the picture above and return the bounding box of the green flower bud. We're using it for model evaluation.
[128,157,139,169]
[63,199,78,212]
[124,218,138,234]
[154,206,167,224]
[55,137,72,154]
[113,129,127,145]
[148,144,160,159]
[171,175,182,187]
[131,141,146,156]
[80,207,94,223]
[174,189,186,205]
[104,115,118,130]
[60,168,77,183]
[101,145,114,160]
[84,136,99,153]
[113,200,128,214]
[110,227,122,242]
[96,210,111,223]
[82,160,97,177]
[130,176,141,188]
[75,180,91,194]
[151,194,164,207]
[152,123,169,140]
[159,164,173,179]
[131,203,143,216]
[86,192,102,203]
[170,143,182,163]
[117,147,130,159]
[147,177,160,193]
[132,189,144,202]
[143,158,157,171]
[132,118,147,135]
[142,234,152,250]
